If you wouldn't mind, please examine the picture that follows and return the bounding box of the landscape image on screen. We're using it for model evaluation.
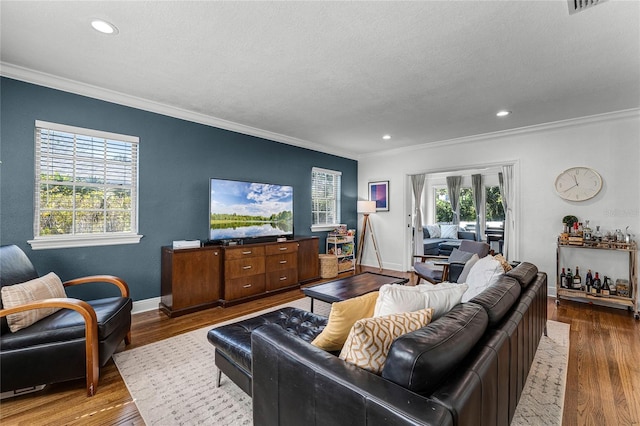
[210,179,293,241]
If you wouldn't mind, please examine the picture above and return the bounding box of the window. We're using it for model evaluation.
[28,121,142,250]
[311,167,342,231]
[434,185,504,227]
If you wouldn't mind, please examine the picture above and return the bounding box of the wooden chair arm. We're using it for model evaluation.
[0,298,100,397]
[63,275,130,298]
[413,255,448,263]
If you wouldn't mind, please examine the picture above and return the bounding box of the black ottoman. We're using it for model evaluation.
[207,306,327,395]
[438,240,462,255]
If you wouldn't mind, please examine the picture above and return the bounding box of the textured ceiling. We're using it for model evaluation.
[1,1,639,159]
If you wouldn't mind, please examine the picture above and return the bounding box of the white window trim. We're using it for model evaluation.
[311,167,342,231]
[29,120,143,250]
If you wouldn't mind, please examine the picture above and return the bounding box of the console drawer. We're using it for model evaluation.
[265,253,297,271]
[265,242,298,256]
[225,257,265,279]
[266,268,298,291]
[225,246,265,260]
[224,275,266,300]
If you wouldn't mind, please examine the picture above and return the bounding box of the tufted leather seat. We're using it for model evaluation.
[207,306,327,395]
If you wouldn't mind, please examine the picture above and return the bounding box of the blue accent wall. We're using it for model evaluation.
[0,77,358,302]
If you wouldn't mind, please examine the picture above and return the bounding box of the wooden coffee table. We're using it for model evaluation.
[302,272,408,312]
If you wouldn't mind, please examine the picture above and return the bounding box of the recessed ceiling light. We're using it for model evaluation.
[382,135,392,140]
[496,110,511,117]
[91,19,119,35]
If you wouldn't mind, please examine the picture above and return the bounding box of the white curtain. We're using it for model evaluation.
[411,174,426,257]
[499,165,514,260]
[471,174,484,241]
[446,176,462,225]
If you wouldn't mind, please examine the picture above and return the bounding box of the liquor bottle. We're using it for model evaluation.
[573,267,582,289]
[585,269,593,293]
[566,268,573,289]
[594,226,603,242]
[560,268,567,288]
[592,272,602,294]
[602,276,611,296]
[583,220,592,241]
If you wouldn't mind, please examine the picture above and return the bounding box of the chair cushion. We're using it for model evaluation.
[413,262,444,282]
[0,296,132,350]
[1,272,67,332]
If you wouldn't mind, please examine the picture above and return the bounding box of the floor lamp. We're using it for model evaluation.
[356,201,383,271]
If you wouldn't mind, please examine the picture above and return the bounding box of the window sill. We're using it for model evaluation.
[311,224,346,233]
[28,234,143,250]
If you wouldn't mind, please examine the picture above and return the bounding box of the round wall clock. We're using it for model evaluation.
[554,167,602,201]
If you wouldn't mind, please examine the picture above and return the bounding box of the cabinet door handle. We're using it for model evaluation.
[243,265,252,270]
[279,260,287,264]
[279,276,287,281]
[243,284,252,288]
[279,247,288,251]
[242,251,252,255]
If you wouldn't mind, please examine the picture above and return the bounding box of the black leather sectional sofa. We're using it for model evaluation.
[251,262,548,426]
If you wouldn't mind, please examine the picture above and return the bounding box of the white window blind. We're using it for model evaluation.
[29,120,142,250]
[311,167,342,229]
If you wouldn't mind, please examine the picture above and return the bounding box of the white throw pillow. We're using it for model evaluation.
[426,224,441,238]
[374,284,426,317]
[440,224,458,239]
[461,255,504,302]
[419,282,469,319]
[457,253,480,283]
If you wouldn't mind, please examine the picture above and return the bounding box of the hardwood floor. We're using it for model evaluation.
[1,266,638,425]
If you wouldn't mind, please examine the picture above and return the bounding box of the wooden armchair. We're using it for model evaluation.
[0,245,132,397]
[413,240,491,285]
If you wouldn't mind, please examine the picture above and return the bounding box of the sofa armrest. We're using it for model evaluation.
[252,324,453,426]
[458,231,476,240]
[64,275,130,298]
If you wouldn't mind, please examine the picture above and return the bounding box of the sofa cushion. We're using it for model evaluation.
[423,227,430,239]
[382,303,488,396]
[311,291,378,351]
[457,254,479,283]
[420,282,469,319]
[339,308,433,374]
[374,282,468,320]
[469,276,521,327]
[1,272,67,332]
[494,254,512,272]
[505,262,539,288]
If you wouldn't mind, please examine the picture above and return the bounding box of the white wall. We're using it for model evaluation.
[357,110,640,296]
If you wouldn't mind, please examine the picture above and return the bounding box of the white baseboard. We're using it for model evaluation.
[132,297,160,314]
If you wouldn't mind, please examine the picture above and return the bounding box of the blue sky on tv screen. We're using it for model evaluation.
[210,179,293,217]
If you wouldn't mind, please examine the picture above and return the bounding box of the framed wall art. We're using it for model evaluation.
[368,180,389,212]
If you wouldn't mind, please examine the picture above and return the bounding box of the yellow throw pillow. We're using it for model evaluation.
[311,291,379,351]
[494,254,513,272]
[1,272,67,332]
[339,308,434,374]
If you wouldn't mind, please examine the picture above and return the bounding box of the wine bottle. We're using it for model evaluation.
[573,266,582,289]
[585,269,593,293]
[593,272,602,294]
[566,268,573,289]
[560,268,566,288]
[602,276,611,296]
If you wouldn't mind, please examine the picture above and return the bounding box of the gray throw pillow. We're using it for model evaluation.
[448,248,474,263]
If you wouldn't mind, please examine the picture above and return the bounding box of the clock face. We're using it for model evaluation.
[554,167,602,201]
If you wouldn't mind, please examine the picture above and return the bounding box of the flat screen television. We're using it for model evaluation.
[209,178,293,242]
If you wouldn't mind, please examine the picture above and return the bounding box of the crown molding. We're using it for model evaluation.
[0,62,359,160]
[361,108,640,159]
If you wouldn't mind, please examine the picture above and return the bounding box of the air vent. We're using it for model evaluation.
[568,0,608,15]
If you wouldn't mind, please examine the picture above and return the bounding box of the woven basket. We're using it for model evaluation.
[319,254,338,278]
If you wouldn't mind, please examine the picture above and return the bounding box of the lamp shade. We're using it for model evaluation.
[357,200,377,214]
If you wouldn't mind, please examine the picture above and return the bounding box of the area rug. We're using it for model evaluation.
[114,301,569,425]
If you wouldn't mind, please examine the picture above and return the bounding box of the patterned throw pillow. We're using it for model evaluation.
[339,308,434,374]
[440,224,459,239]
[1,272,67,332]
[311,291,379,351]
[425,224,441,238]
